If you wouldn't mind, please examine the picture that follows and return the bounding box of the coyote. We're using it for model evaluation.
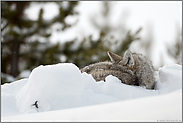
[80,50,156,89]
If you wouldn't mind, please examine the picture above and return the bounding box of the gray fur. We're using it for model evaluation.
[80,50,156,89]
[80,61,139,86]
[131,53,156,89]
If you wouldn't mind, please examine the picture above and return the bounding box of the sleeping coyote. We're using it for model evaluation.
[80,50,156,89]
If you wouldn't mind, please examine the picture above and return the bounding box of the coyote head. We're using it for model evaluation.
[107,50,135,70]
[107,50,156,89]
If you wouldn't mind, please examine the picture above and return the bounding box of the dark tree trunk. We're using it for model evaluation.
[10,40,20,77]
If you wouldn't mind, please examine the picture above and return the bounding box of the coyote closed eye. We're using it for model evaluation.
[80,50,156,90]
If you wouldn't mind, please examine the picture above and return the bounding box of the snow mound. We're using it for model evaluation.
[1,79,28,116]
[16,63,84,113]
[158,64,182,92]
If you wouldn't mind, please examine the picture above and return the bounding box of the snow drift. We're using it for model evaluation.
[1,63,182,121]
[3,90,182,122]
[16,63,84,113]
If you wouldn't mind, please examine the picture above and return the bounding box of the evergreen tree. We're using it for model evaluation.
[167,28,182,65]
[1,1,142,84]
[59,1,142,68]
[1,1,78,83]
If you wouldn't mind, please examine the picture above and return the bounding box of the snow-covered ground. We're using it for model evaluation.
[1,63,182,122]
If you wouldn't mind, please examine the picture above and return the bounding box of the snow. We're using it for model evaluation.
[3,90,181,122]
[158,64,182,93]
[1,73,16,82]
[16,63,84,113]
[1,63,182,121]
[17,70,31,79]
[1,79,28,116]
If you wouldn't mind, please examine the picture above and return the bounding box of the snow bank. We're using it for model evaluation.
[1,63,182,121]
[1,79,28,117]
[158,64,182,92]
[16,63,84,113]
[3,90,182,122]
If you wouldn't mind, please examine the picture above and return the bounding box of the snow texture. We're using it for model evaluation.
[16,63,84,113]
[1,63,182,122]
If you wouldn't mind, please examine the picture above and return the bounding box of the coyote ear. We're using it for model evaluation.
[122,50,135,68]
[107,51,122,62]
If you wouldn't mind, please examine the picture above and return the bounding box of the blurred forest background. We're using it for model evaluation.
[1,1,182,84]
